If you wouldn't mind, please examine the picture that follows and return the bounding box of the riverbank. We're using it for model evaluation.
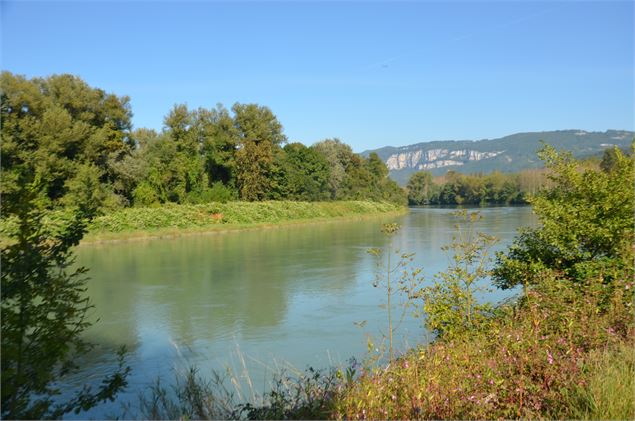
[131,146,634,420]
[82,200,407,244]
[139,274,634,420]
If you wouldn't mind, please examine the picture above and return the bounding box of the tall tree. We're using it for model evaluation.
[407,171,434,205]
[197,105,238,186]
[311,138,355,200]
[232,103,286,201]
[278,142,331,201]
[0,72,132,208]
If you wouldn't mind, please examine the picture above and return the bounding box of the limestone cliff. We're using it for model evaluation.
[362,129,634,185]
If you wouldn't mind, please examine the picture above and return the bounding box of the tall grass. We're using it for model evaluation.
[1,201,405,245]
[130,360,345,420]
[333,275,634,420]
[567,342,635,420]
[86,201,404,237]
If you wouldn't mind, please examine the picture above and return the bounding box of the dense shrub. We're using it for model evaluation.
[333,273,634,420]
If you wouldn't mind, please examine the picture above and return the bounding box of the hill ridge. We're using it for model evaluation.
[361,129,634,185]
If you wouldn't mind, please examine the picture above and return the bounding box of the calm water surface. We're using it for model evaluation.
[67,206,536,418]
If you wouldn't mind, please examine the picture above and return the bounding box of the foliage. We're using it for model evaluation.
[333,272,634,420]
[1,71,133,206]
[334,144,634,420]
[276,143,331,201]
[239,367,341,420]
[136,368,240,420]
[2,72,404,214]
[367,223,422,361]
[136,365,346,421]
[61,162,114,211]
[407,170,529,205]
[311,138,353,200]
[233,103,287,201]
[493,144,635,289]
[406,171,433,205]
[84,200,405,238]
[418,211,498,340]
[1,172,129,419]
[567,342,635,420]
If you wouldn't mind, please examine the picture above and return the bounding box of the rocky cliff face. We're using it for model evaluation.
[385,149,503,171]
[362,130,635,185]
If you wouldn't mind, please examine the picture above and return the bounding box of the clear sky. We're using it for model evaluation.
[1,1,633,152]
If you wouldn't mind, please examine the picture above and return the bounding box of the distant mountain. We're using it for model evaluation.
[362,130,634,185]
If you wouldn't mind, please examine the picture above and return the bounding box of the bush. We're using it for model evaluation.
[494,144,634,289]
[417,211,498,340]
[333,273,634,420]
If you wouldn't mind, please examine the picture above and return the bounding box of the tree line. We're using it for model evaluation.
[1,72,406,211]
[407,170,531,205]
[405,145,631,206]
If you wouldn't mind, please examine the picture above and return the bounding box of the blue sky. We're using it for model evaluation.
[1,1,633,152]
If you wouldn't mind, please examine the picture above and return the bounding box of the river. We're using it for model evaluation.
[66,206,536,418]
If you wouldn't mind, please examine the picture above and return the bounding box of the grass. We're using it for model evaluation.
[84,201,406,243]
[568,342,635,420]
[127,272,634,420]
[332,275,634,420]
[0,201,407,246]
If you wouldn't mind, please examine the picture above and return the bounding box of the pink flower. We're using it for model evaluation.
[547,350,554,365]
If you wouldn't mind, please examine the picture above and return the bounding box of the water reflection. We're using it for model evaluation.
[66,207,535,419]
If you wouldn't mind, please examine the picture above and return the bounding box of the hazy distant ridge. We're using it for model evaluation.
[362,130,634,185]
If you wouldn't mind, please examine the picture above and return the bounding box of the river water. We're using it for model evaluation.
[66,206,536,418]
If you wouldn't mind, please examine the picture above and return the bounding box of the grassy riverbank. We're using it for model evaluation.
[83,200,407,243]
[131,145,634,420]
[139,274,633,420]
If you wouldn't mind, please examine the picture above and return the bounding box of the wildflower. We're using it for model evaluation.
[547,350,554,365]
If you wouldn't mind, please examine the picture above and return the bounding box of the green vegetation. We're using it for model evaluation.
[407,169,546,205]
[367,129,635,184]
[367,223,420,362]
[334,274,633,420]
[1,72,406,214]
[493,145,634,289]
[134,144,633,420]
[1,201,405,244]
[1,171,129,418]
[334,144,634,419]
[85,200,406,241]
[3,69,632,419]
[0,71,408,418]
[418,211,498,340]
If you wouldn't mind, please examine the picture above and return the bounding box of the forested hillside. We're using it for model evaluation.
[1,72,406,212]
[364,130,634,185]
